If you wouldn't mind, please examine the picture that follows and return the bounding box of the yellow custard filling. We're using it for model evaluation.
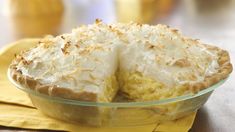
[118,71,190,101]
[99,75,119,102]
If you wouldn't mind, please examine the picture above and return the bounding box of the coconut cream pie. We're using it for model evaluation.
[9,21,232,102]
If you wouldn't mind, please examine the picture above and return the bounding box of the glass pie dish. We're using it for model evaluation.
[8,70,228,127]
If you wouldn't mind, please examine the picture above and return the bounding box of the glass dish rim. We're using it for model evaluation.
[8,69,228,107]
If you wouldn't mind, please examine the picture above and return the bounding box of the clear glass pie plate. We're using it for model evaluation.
[8,70,228,127]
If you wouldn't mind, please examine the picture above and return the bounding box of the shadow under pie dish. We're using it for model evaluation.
[8,21,232,126]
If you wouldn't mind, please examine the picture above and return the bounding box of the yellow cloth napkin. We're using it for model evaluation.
[0,39,197,132]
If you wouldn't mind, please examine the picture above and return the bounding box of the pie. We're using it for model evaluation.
[9,20,233,102]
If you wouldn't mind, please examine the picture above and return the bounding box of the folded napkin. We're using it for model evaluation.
[0,39,196,132]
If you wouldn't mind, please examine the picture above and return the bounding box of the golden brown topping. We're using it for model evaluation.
[22,60,33,65]
[79,45,104,55]
[173,58,191,67]
[186,38,199,45]
[14,53,17,58]
[17,69,22,74]
[146,41,165,50]
[61,49,68,55]
[79,49,87,55]
[147,45,155,49]
[61,42,71,55]
[19,56,33,65]
[116,29,124,36]
[108,26,124,37]
[172,29,178,33]
[61,36,65,39]
[39,39,54,48]
[75,44,80,48]
[95,19,102,24]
